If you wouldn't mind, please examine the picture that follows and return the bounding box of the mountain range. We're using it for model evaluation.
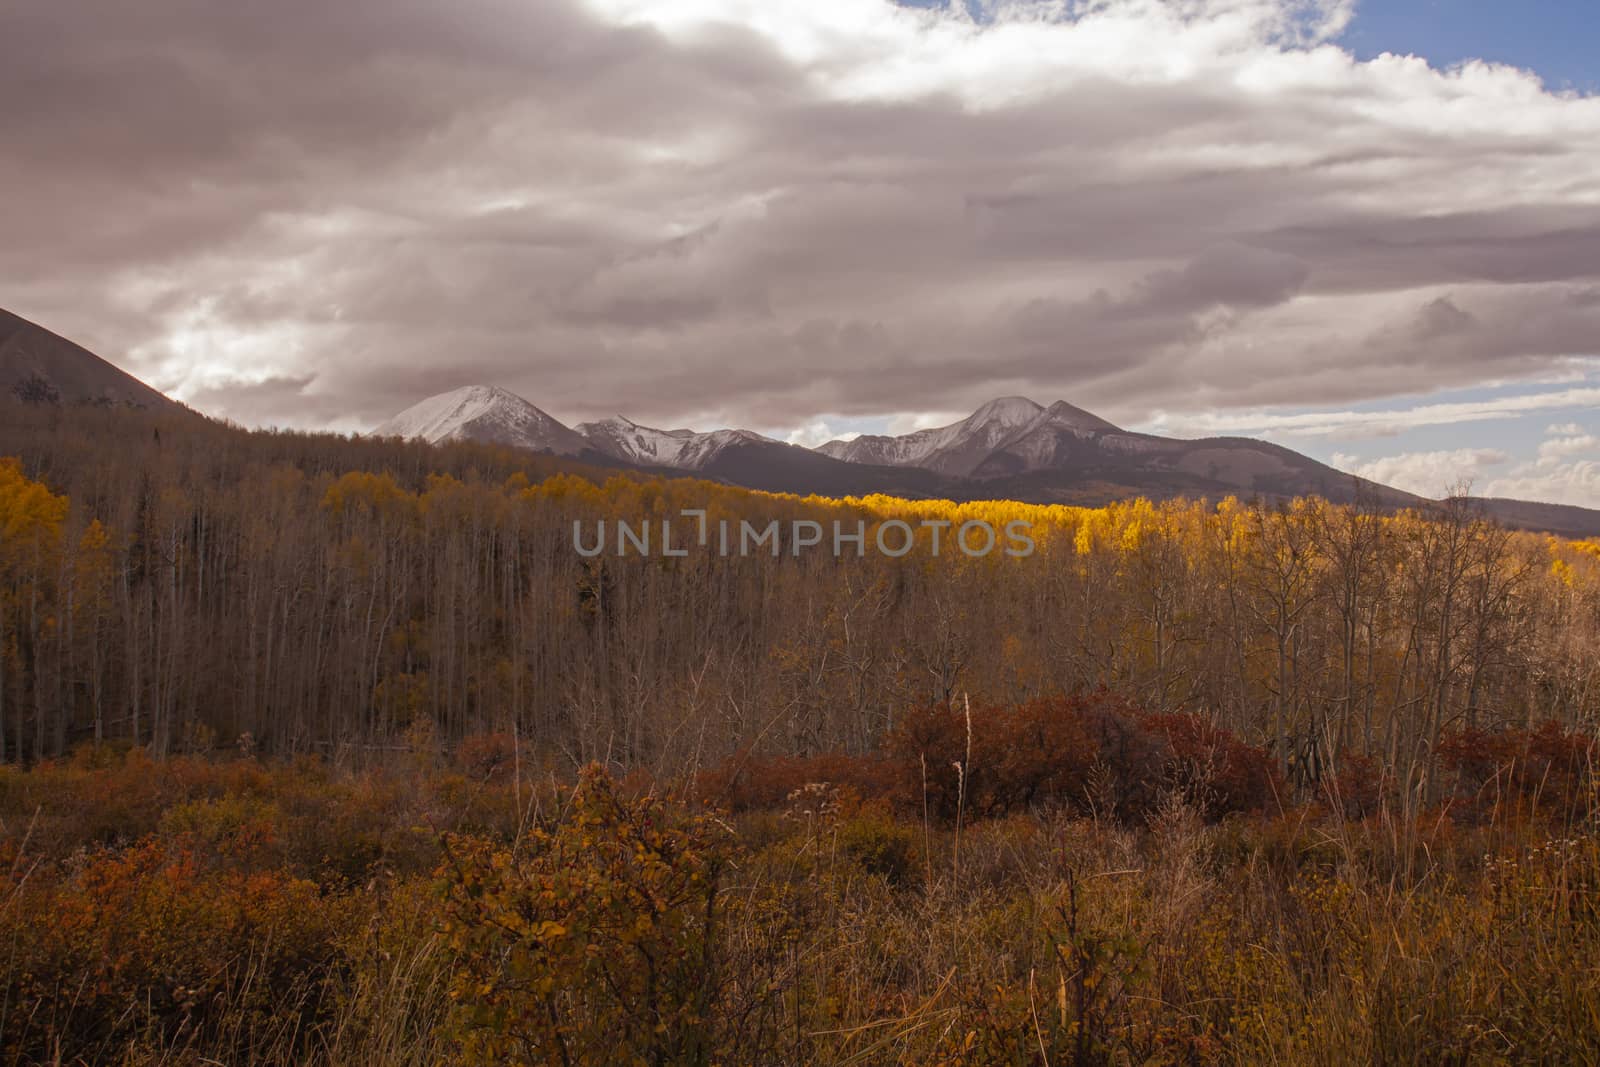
[374,384,1428,513]
[374,386,950,497]
[5,304,1600,538]
[370,384,1600,537]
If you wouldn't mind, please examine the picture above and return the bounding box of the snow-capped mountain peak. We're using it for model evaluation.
[588,414,695,440]
[814,396,1133,476]
[969,396,1047,429]
[371,385,589,455]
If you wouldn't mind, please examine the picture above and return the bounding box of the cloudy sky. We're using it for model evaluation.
[5,0,1600,503]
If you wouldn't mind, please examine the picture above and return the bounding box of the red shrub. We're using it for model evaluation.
[887,691,1171,823]
[696,750,892,813]
[1321,753,1392,820]
[1141,713,1283,818]
[1438,722,1597,823]
[704,695,1285,825]
[455,730,519,782]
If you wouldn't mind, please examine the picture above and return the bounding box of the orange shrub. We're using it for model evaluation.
[440,765,737,1064]
[2,836,354,1063]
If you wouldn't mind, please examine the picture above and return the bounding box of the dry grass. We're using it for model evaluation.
[0,738,1595,1065]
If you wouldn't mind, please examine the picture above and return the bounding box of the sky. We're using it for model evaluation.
[4,0,1600,505]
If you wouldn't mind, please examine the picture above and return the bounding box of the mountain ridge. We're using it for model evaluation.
[575,415,779,470]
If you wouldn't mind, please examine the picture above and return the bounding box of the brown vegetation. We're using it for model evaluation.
[0,723,1595,1064]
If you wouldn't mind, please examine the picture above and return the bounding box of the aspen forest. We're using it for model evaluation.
[3,402,1600,1065]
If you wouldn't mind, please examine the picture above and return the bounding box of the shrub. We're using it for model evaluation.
[887,691,1171,823]
[835,803,919,887]
[695,749,891,812]
[1438,722,1598,824]
[1322,752,1392,820]
[440,765,733,1065]
[2,837,354,1063]
[1142,712,1283,818]
[454,730,519,783]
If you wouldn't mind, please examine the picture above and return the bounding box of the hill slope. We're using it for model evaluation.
[0,308,181,412]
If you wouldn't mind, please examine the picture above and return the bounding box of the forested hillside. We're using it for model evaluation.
[3,400,1598,797]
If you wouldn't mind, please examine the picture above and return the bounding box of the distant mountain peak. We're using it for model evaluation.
[819,395,1106,476]
[1042,399,1122,434]
[373,385,589,455]
[585,414,696,439]
[360,381,1600,534]
[971,396,1046,424]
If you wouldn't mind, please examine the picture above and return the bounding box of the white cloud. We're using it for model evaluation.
[784,419,855,448]
[887,410,965,435]
[1332,448,1508,497]
[1484,462,1600,508]
[1539,433,1600,462]
[1146,381,1600,441]
[1474,425,1600,506]
[6,0,1600,431]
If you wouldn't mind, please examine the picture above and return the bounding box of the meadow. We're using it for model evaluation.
[2,706,1595,1065]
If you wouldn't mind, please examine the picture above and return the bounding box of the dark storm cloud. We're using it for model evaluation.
[3,0,1599,432]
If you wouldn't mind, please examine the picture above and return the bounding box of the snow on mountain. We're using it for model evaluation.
[352,385,1583,528]
[371,385,589,455]
[818,396,1125,477]
[371,387,1136,482]
[817,396,1046,475]
[1036,400,1122,436]
[968,400,1136,474]
[577,415,779,470]
[577,415,695,466]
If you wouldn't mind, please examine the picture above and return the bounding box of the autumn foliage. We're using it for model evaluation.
[1437,721,1599,823]
[0,729,1595,1064]
[4,838,348,1061]
[693,694,1284,826]
[441,767,730,1064]
[5,403,1600,804]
